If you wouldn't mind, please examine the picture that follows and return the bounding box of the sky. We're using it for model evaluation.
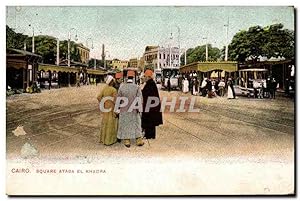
[6,6,294,60]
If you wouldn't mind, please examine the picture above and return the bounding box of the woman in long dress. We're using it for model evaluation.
[97,75,118,145]
[182,78,189,93]
[227,78,234,99]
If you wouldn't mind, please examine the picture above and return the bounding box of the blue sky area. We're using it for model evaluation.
[6,6,294,60]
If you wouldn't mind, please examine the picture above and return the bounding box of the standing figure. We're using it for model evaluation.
[142,69,163,139]
[227,78,236,99]
[167,77,171,92]
[192,78,199,96]
[201,78,208,97]
[214,79,220,96]
[116,71,144,148]
[97,75,118,145]
[218,79,225,97]
[182,78,189,93]
[270,78,277,99]
[113,72,123,90]
[206,79,213,98]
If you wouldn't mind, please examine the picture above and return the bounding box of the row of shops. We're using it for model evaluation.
[6,48,107,91]
[7,48,295,94]
[179,60,295,92]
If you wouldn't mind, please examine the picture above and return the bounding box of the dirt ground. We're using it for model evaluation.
[6,84,295,195]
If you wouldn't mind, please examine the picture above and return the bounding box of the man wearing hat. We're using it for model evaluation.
[97,75,118,145]
[142,69,163,139]
[116,70,144,148]
[113,72,123,90]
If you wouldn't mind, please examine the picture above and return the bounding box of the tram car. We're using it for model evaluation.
[238,68,268,97]
[161,67,180,90]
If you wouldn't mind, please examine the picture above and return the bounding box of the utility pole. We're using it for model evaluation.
[175,25,181,68]
[56,38,59,66]
[169,32,173,67]
[224,17,229,61]
[68,32,70,67]
[184,48,187,65]
[86,38,94,69]
[203,37,208,61]
[29,25,35,53]
[68,28,78,67]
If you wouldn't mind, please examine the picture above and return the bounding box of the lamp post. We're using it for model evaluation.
[86,38,95,69]
[68,28,78,67]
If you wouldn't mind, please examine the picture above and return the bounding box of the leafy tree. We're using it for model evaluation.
[25,35,57,64]
[7,25,83,64]
[180,44,221,65]
[228,23,294,62]
[6,25,28,49]
[262,23,294,59]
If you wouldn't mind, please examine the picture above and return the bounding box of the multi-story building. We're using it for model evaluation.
[129,58,138,68]
[144,45,180,70]
[138,56,145,72]
[111,59,129,70]
[77,43,90,65]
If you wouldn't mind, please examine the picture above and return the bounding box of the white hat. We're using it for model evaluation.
[106,75,114,85]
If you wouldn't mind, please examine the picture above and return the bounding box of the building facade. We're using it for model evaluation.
[112,59,129,70]
[129,58,138,68]
[138,56,145,72]
[144,45,180,70]
[77,43,90,65]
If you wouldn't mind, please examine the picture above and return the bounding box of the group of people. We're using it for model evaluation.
[97,69,163,148]
[253,76,277,99]
[181,77,236,99]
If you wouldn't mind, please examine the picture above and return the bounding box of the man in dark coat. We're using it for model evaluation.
[206,79,213,98]
[270,78,277,99]
[167,77,171,92]
[142,69,163,139]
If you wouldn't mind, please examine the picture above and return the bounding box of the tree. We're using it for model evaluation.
[7,25,83,64]
[262,23,294,59]
[25,35,57,64]
[58,40,81,64]
[180,44,221,65]
[228,23,294,62]
[6,25,28,49]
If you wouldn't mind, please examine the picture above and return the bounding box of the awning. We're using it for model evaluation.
[38,64,80,73]
[180,61,238,73]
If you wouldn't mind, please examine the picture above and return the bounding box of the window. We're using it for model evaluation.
[159,53,161,59]
[163,54,165,59]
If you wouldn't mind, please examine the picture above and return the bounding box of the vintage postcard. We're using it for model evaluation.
[6,6,295,195]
